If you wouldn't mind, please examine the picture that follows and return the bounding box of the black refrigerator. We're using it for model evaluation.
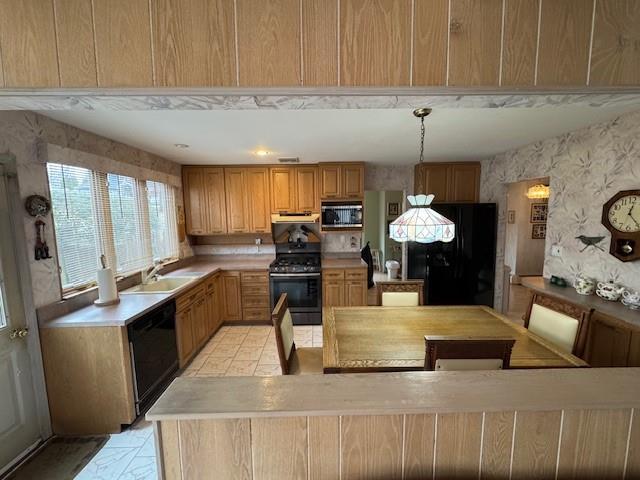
[407,203,497,307]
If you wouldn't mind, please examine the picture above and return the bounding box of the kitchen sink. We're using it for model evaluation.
[121,276,198,294]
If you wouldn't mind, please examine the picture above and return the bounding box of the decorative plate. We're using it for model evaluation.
[25,195,51,217]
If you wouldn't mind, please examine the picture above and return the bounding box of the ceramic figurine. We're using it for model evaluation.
[622,289,640,310]
[573,275,596,295]
[596,282,625,302]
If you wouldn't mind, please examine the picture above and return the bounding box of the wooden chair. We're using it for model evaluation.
[272,293,323,375]
[523,291,592,357]
[424,336,516,371]
[371,249,382,271]
[377,280,424,305]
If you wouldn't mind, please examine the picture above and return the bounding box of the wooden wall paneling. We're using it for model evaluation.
[341,415,403,479]
[158,421,181,480]
[53,0,97,86]
[236,0,301,86]
[501,0,539,86]
[92,0,153,86]
[434,412,483,479]
[412,0,449,86]
[308,416,340,480]
[510,410,561,479]
[590,0,640,86]
[340,0,412,86]
[251,417,308,480]
[481,411,514,479]
[627,409,640,478]
[152,0,236,87]
[448,0,503,86]
[302,0,338,86]
[556,409,630,478]
[178,419,252,478]
[0,0,60,87]
[403,414,435,479]
[536,0,593,86]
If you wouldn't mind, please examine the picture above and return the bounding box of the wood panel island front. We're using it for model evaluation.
[147,368,640,479]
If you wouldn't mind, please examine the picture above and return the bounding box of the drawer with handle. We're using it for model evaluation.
[242,284,270,296]
[242,295,270,308]
[323,269,345,281]
[345,269,366,280]
[242,307,270,322]
[241,271,269,284]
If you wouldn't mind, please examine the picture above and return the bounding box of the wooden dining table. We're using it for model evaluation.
[322,305,587,372]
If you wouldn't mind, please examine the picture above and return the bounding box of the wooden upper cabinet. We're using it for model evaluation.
[183,167,207,235]
[152,0,236,87]
[340,0,411,86]
[224,168,250,233]
[0,0,60,87]
[412,0,448,86]
[270,167,297,213]
[92,0,153,86]
[236,0,301,86]
[342,164,365,199]
[296,166,320,212]
[448,0,503,86]
[319,165,341,199]
[246,168,271,233]
[501,0,539,86]
[590,0,640,86]
[415,162,480,203]
[302,0,338,86]
[53,0,98,87]
[203,168,227,234]
[537,0,592,86]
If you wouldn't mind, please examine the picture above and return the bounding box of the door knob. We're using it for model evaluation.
[9,327,29,340]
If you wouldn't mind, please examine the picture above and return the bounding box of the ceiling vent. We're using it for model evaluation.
[278,157,300,163]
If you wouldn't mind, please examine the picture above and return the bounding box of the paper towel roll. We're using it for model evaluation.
[95,268,119,306]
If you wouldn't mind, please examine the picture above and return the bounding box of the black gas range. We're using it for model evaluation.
[269,240,322,325]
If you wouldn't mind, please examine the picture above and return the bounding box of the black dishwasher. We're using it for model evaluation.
[127,300,178,415]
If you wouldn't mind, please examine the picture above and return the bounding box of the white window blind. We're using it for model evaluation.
[47,163,180,292]
[146,180,179,261]
[47,163,101,289]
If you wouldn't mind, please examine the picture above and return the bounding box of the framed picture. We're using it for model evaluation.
[532,224,546,239]
[530,203,548,223]
[388,202,399,216]
[507,210,516,224]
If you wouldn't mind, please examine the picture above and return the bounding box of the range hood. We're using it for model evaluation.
[271,212,320,224]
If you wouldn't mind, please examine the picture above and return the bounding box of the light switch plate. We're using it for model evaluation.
[551,244,562,257]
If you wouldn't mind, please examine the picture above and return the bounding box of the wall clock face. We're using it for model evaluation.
[602,190,640,262]
[607,194,640,233]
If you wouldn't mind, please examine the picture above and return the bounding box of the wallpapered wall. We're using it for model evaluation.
[481,109,640,308]
[0,111,189,308]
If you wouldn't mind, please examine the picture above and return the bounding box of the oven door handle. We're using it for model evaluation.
[270,273,322,278]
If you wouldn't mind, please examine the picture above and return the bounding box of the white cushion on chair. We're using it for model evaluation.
[529,303,578,354]
[435,358,504,371]
[281,309,295,360]
[382,292,419,307]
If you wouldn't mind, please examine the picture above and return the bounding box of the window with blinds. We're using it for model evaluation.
[47,163,179,292]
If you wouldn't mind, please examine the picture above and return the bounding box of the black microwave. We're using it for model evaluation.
[321,201,363,229]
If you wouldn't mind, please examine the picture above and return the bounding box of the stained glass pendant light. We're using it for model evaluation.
[389,108,456,244]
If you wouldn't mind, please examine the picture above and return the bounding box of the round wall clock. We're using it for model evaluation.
[601,189,640,262]
[25,195,51,217]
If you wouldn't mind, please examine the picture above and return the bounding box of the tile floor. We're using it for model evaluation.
[73,324,320,479]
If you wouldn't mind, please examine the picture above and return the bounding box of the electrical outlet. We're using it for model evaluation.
[551,244,562,257]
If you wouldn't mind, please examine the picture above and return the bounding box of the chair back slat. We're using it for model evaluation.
[272,293,296,375]
[424,336,516,371]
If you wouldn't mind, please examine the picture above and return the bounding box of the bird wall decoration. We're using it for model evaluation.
[576,235,606,252]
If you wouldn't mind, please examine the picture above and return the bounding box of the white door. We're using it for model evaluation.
[0,165,42,472]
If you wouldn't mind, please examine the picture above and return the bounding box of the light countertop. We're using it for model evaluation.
[146,368,640,421]
[521,277,640,329]
[322,256,367,269]
[40,255,274,329]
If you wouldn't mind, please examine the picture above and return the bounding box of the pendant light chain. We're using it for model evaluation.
[419,114,425,164]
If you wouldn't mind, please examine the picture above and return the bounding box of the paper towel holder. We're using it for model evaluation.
[94,254,121,307]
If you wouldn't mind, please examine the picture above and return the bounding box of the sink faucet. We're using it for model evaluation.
[142,261,163,285]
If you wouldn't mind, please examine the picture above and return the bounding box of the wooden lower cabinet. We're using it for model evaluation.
[322,268,367,307]
[222,271,243,321]
[176,306,195,367]
[584,312,635,367]
[241,270,271,322]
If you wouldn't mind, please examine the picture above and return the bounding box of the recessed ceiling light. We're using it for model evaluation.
[254,150,271,157]
[174,143,190,149]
